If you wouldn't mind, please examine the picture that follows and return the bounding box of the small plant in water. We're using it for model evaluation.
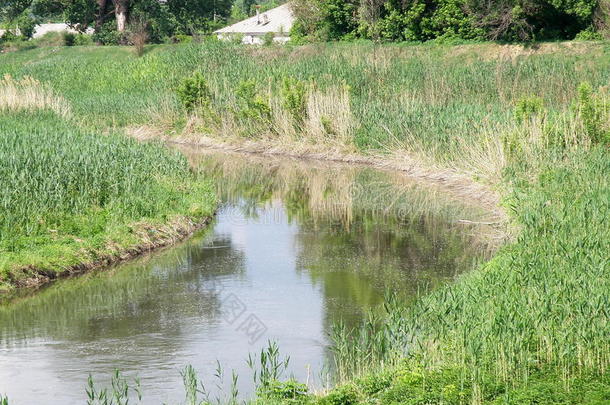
[247,340,291,390]
[86,370,142,405]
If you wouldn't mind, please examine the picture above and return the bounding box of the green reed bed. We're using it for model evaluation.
[322,147,610,403]
[0,112,215,290]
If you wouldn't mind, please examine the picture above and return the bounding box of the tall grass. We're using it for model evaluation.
[0,41,606,180]
[328,146,610,400]
[0,74,70,117]
[0,112,215,287]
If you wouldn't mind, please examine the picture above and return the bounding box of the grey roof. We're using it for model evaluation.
[215,4,294,35]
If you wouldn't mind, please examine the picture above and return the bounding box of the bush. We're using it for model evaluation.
[575,26,604,40]
[15,13,38,39]
[0,30,19,43]
[281,77,308,126]
[34,32,65,47]
[72,34,93,46]
[63,32,77,46]
[173,34,193,43]
[236,79,271,121]
[257,379,309,401]
[176,72,213,112]
[128,20,150,57]
[92,21,124,45]
[515,96,544,123]
[318,384,359,405]
[577,82,610,144]
[263,31,276,46]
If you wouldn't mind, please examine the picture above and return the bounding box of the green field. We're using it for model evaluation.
[0,40,608,403]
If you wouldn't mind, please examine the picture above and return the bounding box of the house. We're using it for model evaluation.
[214,3,294,45]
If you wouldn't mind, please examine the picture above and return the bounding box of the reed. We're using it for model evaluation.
[0,112,215,288]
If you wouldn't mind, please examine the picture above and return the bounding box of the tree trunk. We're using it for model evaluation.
[95,0,108,32]
[115,0,129,32]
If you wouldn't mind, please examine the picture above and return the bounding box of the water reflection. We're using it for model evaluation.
[0,150,493,404]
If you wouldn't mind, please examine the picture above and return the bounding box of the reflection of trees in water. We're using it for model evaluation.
[295,213,480,333]
[184,150,494,233]
[185,149,490,334]
[0,234,246,351]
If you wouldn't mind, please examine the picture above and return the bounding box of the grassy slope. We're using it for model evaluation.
[0,77,216,292]
[0,41,608,402]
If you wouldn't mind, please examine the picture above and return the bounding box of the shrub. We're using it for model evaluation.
[92,21,123,45]
[515,96,544,123]
[574,26,604,40]
[173,34,193,43]
[15,13,38,39]
[236,79,271,121]
[72,34,93,46]
[63,32,76,46]
[257,379,309,400]
[577,82,609,144]
[318,384,359,405]
[263,31,276,46]
[0,30,18,43]
[281,77,308,126]
[355,372,393,396]
[34,32,65,47]
[128,19,150,57]
[176,72,213,112]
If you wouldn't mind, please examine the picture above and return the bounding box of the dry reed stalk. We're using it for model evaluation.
[0,75,70,117]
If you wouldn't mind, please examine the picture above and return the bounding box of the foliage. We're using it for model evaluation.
[176,72,213,112]
[257,379,309,401]
[514,95,544,122]
[281,77,308,126]
[86,370,142,405]
[0,38,608,405]
[15,11,38,38]
[236,79,272,123]
[92,20,124,45]
[0,112,215,284]
[247,341,291,390]
[575,25,605,39]
[318,384,359,405]
[24,0,233,42]
[293,0,603,41]
[263,31,276,46]
[62,31,76,45]
[576,82,609,144]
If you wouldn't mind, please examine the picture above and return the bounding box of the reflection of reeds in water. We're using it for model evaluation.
[179,147,503,251]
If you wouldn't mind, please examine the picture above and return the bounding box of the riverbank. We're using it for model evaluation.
[0,110,217,293]
[0,40,608,403]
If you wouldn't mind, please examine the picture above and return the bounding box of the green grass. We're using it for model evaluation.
[0,112,215,290]
[0,40,608,402]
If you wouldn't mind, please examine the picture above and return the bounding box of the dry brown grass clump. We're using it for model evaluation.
[0,75,70,117]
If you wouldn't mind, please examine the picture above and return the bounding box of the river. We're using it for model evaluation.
[0,149,495,404]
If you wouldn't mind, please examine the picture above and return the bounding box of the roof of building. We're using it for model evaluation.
[215,3,294,36]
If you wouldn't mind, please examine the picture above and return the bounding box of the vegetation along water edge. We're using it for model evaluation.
[0,38,608,403]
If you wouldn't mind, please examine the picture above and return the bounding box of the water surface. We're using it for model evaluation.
[0,150,494,404]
